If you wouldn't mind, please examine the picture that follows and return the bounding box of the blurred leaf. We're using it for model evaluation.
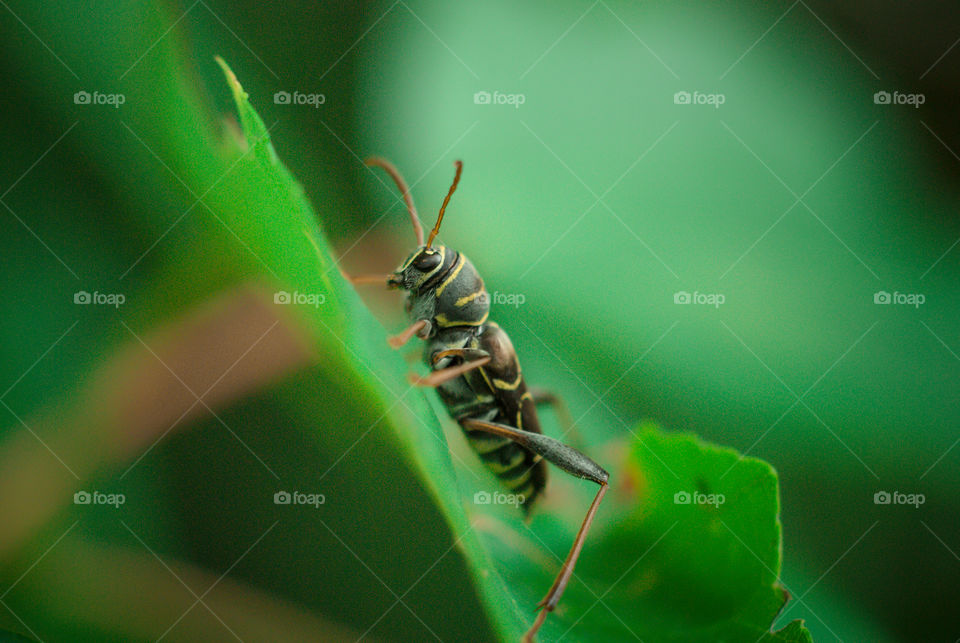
[0,50,490,641]
[0,630,36,643]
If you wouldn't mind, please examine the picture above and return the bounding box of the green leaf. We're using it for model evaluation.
[199,58,495,638]
[215,56,280,167]
[210,61,811,642]
[475,424,810,641]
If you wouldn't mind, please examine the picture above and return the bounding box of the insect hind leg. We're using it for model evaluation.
[462,419,607,484]
[461,418,608,643]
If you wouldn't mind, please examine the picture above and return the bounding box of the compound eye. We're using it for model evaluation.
[413,251,441,271]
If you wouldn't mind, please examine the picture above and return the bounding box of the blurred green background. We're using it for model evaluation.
[2,1,959,641]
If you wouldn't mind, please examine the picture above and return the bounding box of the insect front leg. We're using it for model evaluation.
[409,348,491,387]
[304,228,393,287]
[387,319,432,348]
[430,347,489,366]
[345,273,391,285]
[461,417,608,643]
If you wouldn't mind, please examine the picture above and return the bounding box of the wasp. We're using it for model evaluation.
[349,158,609,642]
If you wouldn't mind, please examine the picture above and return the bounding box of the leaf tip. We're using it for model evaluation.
[215,56,248,104]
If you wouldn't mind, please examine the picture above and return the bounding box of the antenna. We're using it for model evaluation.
[427,160,462,248]
[366,157,423,246]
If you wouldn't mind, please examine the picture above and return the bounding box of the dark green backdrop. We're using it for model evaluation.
[2,2,959,642]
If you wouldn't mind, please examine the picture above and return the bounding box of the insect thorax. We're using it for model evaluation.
[406,251,490,334]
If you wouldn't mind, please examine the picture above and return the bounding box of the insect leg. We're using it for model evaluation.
[387,319,431,348]
[461,419,607,484]
[303,228,393,287]
[430,347,489,365]
[461,418,608,642]
[409,355,491,387]
[345,273,391,285]
[526,483,607,643]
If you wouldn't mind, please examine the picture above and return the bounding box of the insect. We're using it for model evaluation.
[349,158,609,642]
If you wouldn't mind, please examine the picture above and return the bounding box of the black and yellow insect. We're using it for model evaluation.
[351,158,609,642]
